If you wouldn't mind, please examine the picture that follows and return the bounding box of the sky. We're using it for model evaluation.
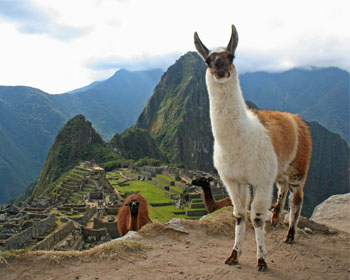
[0,0,349,94]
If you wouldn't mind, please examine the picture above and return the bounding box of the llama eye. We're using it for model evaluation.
[205,57,211,65]
[227,54,234,63]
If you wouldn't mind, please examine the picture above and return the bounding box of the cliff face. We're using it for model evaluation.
[32,115,115,197]
[136,52,214,171]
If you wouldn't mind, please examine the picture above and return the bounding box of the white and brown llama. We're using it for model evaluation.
[194,24,312,271]
[117,193,149,236]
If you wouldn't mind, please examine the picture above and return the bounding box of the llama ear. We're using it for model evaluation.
[194,31,210,60]
[227,24,239,55]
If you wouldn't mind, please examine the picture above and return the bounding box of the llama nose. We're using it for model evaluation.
[215,57,224,67]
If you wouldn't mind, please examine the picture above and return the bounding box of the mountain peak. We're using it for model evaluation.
[32,114,106,198]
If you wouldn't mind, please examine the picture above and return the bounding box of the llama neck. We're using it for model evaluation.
[129,213,139,231]
[206,71,249,142]
[201,186,218,212]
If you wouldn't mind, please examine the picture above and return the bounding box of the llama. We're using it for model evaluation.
[117,193,149,236]
[192,177,232,213]
[194,25,312,271]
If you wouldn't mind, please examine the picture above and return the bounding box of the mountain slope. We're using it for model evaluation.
[136,52,213,171]
[0,86,67,203]
[240,67,349,142]
[32,114,120,198]
[51,69,163,140]
[109,127,167,162]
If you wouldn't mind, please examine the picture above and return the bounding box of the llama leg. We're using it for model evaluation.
[225,184,248,266]
[285,184,304,243]
[251,185,272,271]
[271,181,288,226]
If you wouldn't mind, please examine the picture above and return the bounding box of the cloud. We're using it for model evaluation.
[85,53,182,71]
[0,0,91,40]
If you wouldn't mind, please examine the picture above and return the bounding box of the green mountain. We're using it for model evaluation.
[240,67,349,143]
[32,115,120,198]
[0,86,66,203]
[51,68,163,140]
[136,52,214,171]
[303,121,350,215]
[136,52,349,216]
[109,127,167,162]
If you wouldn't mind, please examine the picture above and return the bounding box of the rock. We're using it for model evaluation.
[304,227,314,234]
[117,231,143,241]
[164,218,189,234]
[311,193,350,233]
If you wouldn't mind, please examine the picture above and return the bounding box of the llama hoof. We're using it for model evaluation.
[258,265,267,272]
[270,218,279,227]
[225,258,239,266]
[284,237,294,244]
[257,258,267,272]
[225,250,239,266]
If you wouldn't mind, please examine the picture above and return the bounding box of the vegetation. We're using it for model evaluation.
[134,157,161,167]
[32,115,122,198]
[110,127,167,163]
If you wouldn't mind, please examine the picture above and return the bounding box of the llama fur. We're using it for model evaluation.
[117,193,149,236]
[192,177,232,213]
[194,25,312,271]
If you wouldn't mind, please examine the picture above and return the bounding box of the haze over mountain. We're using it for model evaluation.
[0,69,162,203]
[51,68,163,140]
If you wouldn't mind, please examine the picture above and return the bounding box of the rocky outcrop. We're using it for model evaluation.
[311,193,350,233]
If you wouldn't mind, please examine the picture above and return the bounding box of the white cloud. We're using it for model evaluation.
[0,0,348,93]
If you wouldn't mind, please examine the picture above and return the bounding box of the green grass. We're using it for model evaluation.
[115,180,172,203]
[107,169,206,222]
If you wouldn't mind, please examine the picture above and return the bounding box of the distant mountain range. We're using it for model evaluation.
[240,67,349,143]
[0,69,162,203]
[51,68,163,140]
[0,53,348,207]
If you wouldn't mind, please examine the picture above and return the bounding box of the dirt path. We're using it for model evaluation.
[1,209,349,280]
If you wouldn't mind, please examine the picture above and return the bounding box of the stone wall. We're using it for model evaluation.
[93,218,120,239]
[31,221,74,251]
[4,214,56,250]
[72,206,97,226]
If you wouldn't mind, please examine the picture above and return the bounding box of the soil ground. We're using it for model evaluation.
[1,208,349,280]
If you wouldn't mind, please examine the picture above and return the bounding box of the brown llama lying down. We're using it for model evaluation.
[117,194,149,236]
[192,177,232,213]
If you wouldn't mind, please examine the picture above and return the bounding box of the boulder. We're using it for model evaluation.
[311,193,350,233]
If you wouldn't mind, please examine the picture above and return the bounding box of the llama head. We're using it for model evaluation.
[127,200,139,216]
[192,177,213,189]
[194,25,238,82]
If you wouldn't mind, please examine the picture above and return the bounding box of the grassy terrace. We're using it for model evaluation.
[107,170,203,222]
